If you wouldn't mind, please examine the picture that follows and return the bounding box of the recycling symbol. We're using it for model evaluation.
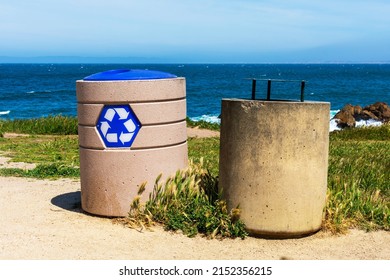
[96,105,141,148]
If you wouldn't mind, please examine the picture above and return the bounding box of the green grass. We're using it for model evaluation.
[0,115,78,135]
[188,137,220,176]
[0,164,79,179]
[325,124,389,233]
[0,116,388,235]
[330,123,390,141]
[0,134,79,179]
[186,114,221,177]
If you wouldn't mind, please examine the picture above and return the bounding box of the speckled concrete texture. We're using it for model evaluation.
[219,99,330,238]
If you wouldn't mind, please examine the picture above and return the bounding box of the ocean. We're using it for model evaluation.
[1,63,389,131]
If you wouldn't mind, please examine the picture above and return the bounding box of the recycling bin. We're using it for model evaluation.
[76,69,188,217]
[219,80,330,238]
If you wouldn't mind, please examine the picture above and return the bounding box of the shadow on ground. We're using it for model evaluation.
[51,191,82,213]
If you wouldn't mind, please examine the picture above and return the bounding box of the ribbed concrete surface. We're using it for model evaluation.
[76,77,188,216]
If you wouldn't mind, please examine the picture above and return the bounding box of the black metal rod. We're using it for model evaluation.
[248,78,307,101]
[300,80,305,102]
[251,79,257,100]
[267,79,271,100]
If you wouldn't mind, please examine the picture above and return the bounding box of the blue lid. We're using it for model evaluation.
[83,69,177,81]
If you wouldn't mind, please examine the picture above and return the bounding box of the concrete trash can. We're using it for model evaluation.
[76,69,188,217]
[219,98,330,238]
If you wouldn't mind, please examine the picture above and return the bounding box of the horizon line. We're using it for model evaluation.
[1,55,390,65]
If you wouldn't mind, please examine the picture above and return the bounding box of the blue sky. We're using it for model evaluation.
[1,0,390,63]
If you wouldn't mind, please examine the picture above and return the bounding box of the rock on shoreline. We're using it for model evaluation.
[332,102,390,129]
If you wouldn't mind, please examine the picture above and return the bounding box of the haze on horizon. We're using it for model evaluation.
[1,0,390,63]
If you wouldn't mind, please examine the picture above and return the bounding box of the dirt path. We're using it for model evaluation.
[0,176,389,260]
[187,127,220,138]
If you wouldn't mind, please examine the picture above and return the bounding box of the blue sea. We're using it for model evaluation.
[1,64,389,131]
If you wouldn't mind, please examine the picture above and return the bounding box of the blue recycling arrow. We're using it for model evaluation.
[96,105,141,148]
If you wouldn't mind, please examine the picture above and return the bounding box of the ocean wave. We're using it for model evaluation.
[190,115,221,124]
[330,110,339,119]
[25,89,73,95]
[191,112,384,133]
[26,90,53,94]
[355,119,383,128]
[330,118,383,132]
[329,119,342,132]
[0,110,10,116]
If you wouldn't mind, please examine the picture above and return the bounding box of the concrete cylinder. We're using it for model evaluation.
[219,99,330,238]
[76,69,188,217]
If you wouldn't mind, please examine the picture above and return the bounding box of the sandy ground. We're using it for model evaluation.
[0,176,389,260]
[0,128,389,260]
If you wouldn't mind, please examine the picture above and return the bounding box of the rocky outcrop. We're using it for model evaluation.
[363,102,390,121]
[333,102,390,129]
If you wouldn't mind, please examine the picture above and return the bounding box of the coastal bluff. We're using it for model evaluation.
[332,102,390,129]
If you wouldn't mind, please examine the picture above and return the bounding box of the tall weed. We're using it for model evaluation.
[123,160,247,239]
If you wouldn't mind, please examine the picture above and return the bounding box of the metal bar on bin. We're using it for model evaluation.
[267,79,271,101]
[246,78,306,102]
[251,79,257,100]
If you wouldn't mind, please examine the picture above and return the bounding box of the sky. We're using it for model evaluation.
[1,0,390,63]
